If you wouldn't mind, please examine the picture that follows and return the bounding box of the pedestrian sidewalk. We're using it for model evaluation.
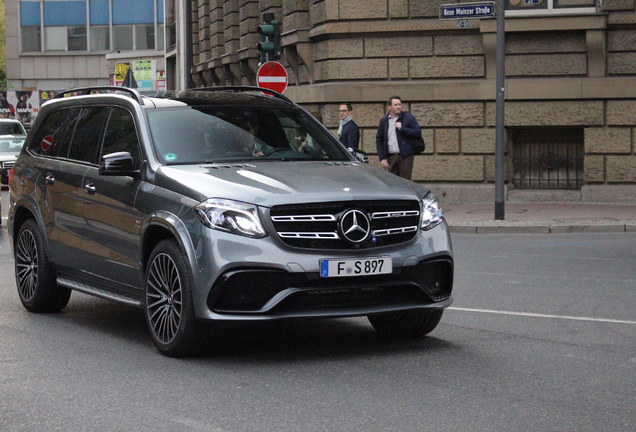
[443,202,636,234]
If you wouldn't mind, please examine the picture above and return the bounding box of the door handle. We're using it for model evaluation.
[84,183,96,195]
[45,175,54,185]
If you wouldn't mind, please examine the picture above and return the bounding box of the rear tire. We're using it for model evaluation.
[144,239,210,357]
[368,309,444,339]
[15,219,71,312]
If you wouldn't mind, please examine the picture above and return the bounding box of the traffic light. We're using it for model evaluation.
[257,13,281,63]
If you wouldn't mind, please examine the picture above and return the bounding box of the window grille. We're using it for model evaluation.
[512,127,584,190]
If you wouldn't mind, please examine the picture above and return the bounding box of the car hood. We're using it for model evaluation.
[154,161,430,206]
[0,154,18,162]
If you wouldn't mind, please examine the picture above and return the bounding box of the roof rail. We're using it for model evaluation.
[193,86,293,104]
[52,86,144,105]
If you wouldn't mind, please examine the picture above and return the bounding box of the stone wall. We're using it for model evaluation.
[190,0,636,203]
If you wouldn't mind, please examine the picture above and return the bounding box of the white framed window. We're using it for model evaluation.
[19,0,167,53]
[45,26,67,50]
[113,25,134,51]
[21,26,41,52]
[44,25,87,51]
[506,0,597,16]
[157,24,164,50]
[68,26,88,51]
[135,24,155,50]
[90,26,110,51]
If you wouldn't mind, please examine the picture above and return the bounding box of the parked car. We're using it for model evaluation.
[0,134,27,185]
[8,86,454,357]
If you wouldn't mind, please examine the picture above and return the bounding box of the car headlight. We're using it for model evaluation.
[194,198,267,238]
[421,193,444,231]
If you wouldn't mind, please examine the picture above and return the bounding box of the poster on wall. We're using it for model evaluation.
[0,91,40,129]
[40,90,59,106]
[0,92,15,119]
[115,62,131,86]
[115,60,160,91]
[7,90,40,129]
[133,60,155,91]
[156,71,166,91]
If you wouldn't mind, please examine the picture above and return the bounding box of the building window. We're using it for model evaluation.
[43,26,87,51]
[157,24,165,50]
[113,25,134,51]
[91,26,110,51]
[20,1,41,52]
[554,0,596,6]
[21,26,41,52]
[506,0,596,15]
[512,127,584,190]
[45,27,66,51]
[68,26,88,51]
[40,0,88,51]
[20,0,165,53]
[135,25,155,50]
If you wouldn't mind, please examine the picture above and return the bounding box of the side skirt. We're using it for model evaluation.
[57,277,142,307]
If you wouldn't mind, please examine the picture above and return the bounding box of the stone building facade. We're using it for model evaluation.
[194,1,634,203]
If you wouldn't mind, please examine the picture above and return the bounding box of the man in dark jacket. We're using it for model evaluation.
[375,95,421,180]
[337,103,360,150]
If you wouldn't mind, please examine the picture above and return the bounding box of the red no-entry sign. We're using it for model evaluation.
[256,61,288,94]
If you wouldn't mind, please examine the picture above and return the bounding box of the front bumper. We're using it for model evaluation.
[208,256,453,319]
[190,221,454,321]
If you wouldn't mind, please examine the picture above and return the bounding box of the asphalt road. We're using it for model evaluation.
[0,194,634,431]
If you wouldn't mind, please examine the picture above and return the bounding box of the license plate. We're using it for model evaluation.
[320,257,392,278]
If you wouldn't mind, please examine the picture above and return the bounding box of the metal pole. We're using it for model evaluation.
[495,0,506,220]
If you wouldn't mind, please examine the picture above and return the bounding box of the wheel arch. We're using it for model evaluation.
[10,200,47,253]
[140,212,199,284]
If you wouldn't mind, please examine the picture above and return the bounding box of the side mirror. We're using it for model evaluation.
[99,151,138,176]
[348,147,368,164]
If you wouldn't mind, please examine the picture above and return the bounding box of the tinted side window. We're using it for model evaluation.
[101,107,141,168]
[68,107,109,164]
[28,109,76,156]
[53,108,82,158]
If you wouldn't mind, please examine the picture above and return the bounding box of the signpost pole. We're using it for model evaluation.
[494,0,505,220]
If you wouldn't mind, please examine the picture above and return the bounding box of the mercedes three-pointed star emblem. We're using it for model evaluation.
[340,209,371,244]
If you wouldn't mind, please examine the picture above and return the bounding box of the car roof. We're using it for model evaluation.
[49,86,295,111]
[146,88,294,110]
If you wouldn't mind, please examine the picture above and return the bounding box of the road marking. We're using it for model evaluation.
[449,307,636,325]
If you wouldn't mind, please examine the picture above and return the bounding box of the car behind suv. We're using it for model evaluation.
[8,86,453,356]
[0,118,27,135]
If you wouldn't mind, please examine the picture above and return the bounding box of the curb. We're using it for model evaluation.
[448,221,636,234]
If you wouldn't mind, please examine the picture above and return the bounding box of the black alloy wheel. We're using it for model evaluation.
[15,219,71,312]
[144,239,210,357]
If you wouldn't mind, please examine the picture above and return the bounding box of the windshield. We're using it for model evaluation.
[0,136,25,154]
[0,123,25,135]
[147,105,352,165]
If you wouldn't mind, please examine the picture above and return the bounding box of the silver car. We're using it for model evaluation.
[8,87,453,357]
[0,134,27,185]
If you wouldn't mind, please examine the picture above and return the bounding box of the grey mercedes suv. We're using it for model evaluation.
[8,86,453,357]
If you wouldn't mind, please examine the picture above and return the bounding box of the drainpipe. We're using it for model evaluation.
[185,0,193,89]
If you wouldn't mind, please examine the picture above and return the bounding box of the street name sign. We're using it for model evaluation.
[439,2,496,20]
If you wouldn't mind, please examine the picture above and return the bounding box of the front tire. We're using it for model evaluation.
[15,219,71,312]
[368,309,444,339]
[144,239,210,357]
